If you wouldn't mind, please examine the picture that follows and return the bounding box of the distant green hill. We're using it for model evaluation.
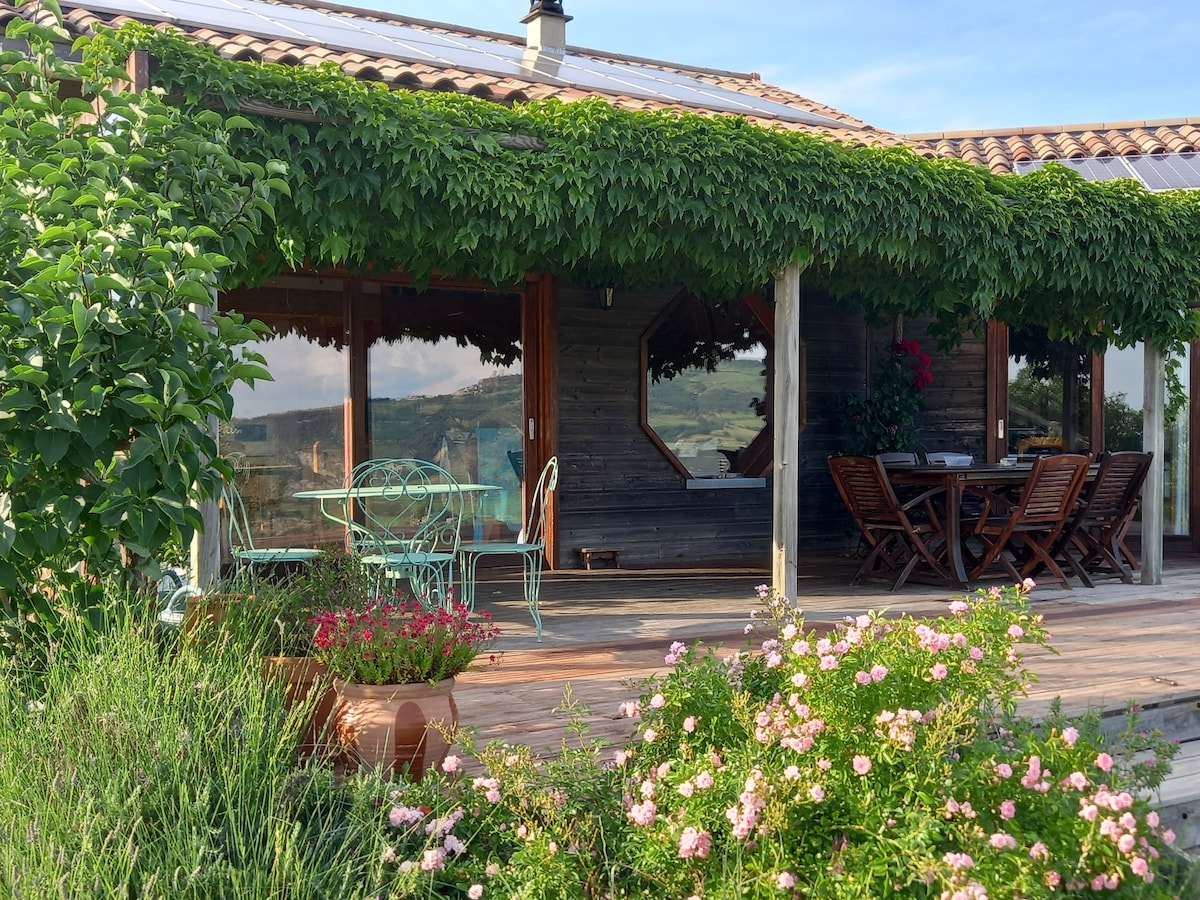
[647,358,766,446]
[230,361,765,465]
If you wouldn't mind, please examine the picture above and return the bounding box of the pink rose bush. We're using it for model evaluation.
[364,584,1182,898]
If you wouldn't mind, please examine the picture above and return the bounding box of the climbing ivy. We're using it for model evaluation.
[81,24,1200,356]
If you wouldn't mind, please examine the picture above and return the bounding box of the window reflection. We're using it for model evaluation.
[1104,343,1190,536]
[225,331,348,549]
[642,293,771,479]
[1007,326,1092,455]
[367,288,523,542]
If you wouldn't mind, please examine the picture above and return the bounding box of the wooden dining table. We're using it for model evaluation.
[885,460,1094,589]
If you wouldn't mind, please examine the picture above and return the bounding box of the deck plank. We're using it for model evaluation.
[454,556,1200,760]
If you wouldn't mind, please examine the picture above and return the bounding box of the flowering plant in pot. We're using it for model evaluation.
[844,338,934,455]
[311,598,499,778]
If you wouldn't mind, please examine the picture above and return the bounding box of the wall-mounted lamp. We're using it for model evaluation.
[600,286,615,309]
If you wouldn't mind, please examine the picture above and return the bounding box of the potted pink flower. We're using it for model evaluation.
[311,600,498,779]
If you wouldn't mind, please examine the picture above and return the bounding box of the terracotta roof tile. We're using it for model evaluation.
[1104,131,1142,156]
[18,0,882,144]
[13,0,1200,178]
[908,119,1200,173]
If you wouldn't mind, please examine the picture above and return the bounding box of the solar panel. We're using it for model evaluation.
[1014,156,1137,182]
[73,0,850,127]
[1015,152,1200,192]
[1124,153,1200,191]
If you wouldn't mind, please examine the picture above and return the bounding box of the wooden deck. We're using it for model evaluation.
[455,551,1200,849]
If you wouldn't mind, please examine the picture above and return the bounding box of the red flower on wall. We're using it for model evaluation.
[843,339,934,454]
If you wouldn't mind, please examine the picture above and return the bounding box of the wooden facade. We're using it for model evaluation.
[219,267,1190,577]
[548,280,991,568]
[217,274,1009,572]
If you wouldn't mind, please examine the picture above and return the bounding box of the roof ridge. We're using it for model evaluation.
[905,116,1200,141]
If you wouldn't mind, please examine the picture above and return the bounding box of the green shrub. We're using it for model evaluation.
[369,583,1186,898]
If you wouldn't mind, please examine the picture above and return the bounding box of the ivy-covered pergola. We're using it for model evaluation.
[114,25,1200,346]
[35,19,1200,595]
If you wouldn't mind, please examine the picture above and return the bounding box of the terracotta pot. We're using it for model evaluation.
[331,677,458,779]
[262,656,337,761]
[183,592,249,637]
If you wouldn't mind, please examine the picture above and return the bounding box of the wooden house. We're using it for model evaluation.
[5,0,1198,588]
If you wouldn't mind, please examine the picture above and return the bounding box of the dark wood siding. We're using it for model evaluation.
[899,321,989,460]
[554,282,772,568]
[551,284,989,567]
[796,292,870,553]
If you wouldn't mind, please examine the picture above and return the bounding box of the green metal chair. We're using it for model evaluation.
[341,458,467,607]
[222,479,322,583]
[457,455,558,641]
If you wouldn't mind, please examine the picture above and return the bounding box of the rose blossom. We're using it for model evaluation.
[627,800,656,826]
[677,826,712,859]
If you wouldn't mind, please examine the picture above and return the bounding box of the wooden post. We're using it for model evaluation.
[772,261,801,603]
[1191,339,1200,553]
[1141,342,1165,584]
[984,320,1008,462]
[191,295,221,590]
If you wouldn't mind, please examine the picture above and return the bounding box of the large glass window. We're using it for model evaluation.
[641,293,771,479]
[1006,326,1092,456]
[366,285,524,542]
[224,299,349,552]
[221,282,525,563]
[1104,343,1190,536]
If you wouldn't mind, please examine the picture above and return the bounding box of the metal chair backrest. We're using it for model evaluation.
[925,451,972,465]
[222,478,260,555]
[828,455,908,527]
[518,456,559,546]
[1010,454,1092,527]
[877,451,919,466]
[507,449,524,481]
[342,458,465,558]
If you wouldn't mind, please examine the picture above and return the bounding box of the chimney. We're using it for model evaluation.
[521,1,572,56]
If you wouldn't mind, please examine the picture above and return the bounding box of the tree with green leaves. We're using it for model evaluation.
[0,5,286,638]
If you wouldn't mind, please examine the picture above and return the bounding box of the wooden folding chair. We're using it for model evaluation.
[1055,451,1152,586]
[966,454,1091,589]
[827,455,947,590]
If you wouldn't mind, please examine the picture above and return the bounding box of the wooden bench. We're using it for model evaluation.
[577,547,622,570]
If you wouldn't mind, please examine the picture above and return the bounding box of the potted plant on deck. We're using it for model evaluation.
[311,598,499,779]
[843,338,934,455]
[258,550,376,759]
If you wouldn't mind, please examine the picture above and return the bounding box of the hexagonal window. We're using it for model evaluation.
[641,291,774,480]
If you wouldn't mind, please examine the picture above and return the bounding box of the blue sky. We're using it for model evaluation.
[362,0,1199,134]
